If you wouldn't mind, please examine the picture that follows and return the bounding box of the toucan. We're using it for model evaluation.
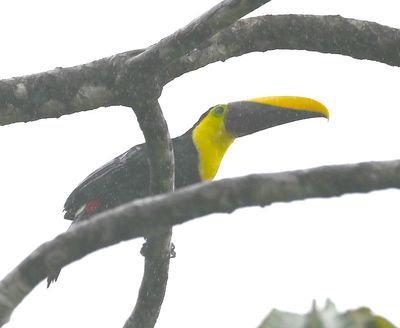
[48,96,328,286]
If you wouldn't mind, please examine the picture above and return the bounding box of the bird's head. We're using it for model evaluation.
[192,96,329,180]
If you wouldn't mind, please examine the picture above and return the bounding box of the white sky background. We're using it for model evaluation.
[0,1,400,327]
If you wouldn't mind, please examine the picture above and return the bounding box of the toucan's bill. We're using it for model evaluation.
[224,96,329,137]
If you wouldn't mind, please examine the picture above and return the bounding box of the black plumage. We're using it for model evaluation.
[64,120,204,223]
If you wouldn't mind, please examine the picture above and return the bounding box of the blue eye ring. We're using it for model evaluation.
[214,106,225,116]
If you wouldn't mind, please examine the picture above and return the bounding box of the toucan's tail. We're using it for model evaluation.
[46,218,81,287]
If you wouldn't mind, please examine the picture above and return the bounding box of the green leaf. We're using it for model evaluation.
[258,300,396,328]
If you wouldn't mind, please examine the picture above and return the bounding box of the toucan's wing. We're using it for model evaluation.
[63,143,150,221]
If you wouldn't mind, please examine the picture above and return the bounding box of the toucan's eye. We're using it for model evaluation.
[214,106,225,116]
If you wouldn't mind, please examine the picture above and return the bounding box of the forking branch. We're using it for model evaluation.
[0,1,399,327]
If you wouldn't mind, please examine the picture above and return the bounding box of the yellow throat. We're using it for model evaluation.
[192,105,234,181]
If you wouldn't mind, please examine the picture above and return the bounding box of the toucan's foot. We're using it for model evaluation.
[46,269,60,288]
[140,241,176,258]
[170,243,176,258]
[140,242,148,257]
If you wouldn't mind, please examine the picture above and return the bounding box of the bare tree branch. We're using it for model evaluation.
[118,2,274,327]
[83,0,275,106]
[1,5,399,327]
[133,0,273,66]
[123,229,173,328]
[0,0,273,125]
[1,15,398,126]
[0,49,143,125]
[166,14,400,82]
[125,99,174,328]
[133,99,174,201]
[1,159,400,327]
